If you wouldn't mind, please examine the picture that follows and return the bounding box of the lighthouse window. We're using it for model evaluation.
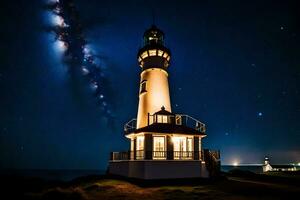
[158,50,164,56]
[153,136,166,159]
[141,51,148,59]
[199,137,202,160]
[140,80,147,94]
[149,49,157,56]
[136,136,144,160]
[163,52,168,58]
[157,115,168,123]
[173,136,194,160]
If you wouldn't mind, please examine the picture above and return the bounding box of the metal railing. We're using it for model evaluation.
[110,150,206,161]
[111,151,130,161]
[124,114,205,134]
[124,118,137,134]
[174,151,194,159]
[153,151,166,159]
[136,150,144,160]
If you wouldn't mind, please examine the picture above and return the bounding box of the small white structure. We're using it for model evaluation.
[108,25,220,180]
[262,157,273,172]
[263,156,296,172]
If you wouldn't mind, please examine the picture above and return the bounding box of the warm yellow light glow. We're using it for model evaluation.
[158,50,164,56]
[148,49,157,56]
[136,69,171,128]
[138,56,142,62]
[172,136,193,160]
[153,136,166,160]
[167,56,170,61]
[233,162,239,166]
[156,115,168,123]
[136,136,144,150]
[141,51,148,59]
[298,162,300,166]
[163,52,168,58]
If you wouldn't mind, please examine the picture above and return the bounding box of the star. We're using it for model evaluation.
[258,112,263,117]
[225,132,229,136]
[280,26,284,30]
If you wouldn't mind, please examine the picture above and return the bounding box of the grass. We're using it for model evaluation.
[1,173,300,200]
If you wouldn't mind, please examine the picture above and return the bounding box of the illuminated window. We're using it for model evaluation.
[136,136,144,159]
[136,136,144,150]
[199,137,202,160]
[148,49,157,56]
[138,56,142,62]
[173,136,193,160]
[153,136,166,159]
[149,115,154,125]
[163,52,168,58]
[140,80,147,94]
[157,115,168,123]
[158,50,164,56]
[141,51,148,59]
[167,56,170,61]
[175,115,182,125]
[187,138,193,152]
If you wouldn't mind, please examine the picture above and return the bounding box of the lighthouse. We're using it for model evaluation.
[108,25,220,180]
[136,25,171,129]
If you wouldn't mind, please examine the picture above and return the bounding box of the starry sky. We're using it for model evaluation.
[0,0,299,169]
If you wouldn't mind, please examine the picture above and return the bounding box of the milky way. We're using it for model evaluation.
[45,0,115,126]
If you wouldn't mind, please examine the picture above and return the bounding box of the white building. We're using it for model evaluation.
[108,25,220,180]
[263,156,296,172]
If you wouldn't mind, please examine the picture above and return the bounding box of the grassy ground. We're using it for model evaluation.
[1,172,300,200]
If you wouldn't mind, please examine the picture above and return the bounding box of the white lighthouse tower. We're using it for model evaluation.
[136,25,171,129]
[108,25,220,180]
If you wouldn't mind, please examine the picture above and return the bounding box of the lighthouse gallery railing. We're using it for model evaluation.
[124,114,206,134]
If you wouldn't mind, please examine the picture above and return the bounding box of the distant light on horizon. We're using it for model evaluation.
[298,162,300,166]
[233,161,239,166]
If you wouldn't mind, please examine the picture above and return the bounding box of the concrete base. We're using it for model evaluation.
[108,160,209,180]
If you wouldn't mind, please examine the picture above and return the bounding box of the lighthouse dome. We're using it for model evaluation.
[138,25,171,70]
[143,25,164,46]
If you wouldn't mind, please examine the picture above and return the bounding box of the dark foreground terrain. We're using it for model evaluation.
[1,170,300,200]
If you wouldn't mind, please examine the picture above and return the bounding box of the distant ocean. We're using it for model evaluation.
[0,169,105,181]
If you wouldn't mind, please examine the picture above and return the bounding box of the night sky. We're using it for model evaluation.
[1,0,299,170]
